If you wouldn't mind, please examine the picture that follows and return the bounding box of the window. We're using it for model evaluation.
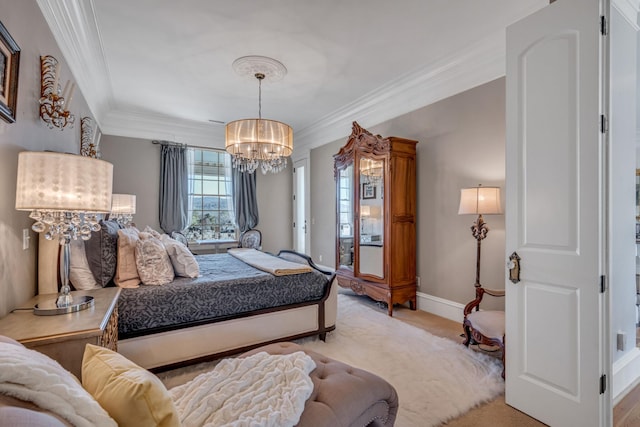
[185,148,236,242]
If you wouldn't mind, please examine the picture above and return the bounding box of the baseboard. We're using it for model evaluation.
[613,347,640,404]
[416,291,465,323]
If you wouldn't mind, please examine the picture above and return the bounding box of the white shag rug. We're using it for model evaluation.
[296,293,505,427]
[159,293,504,427]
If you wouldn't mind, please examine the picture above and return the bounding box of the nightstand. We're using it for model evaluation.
[0,287,120,380]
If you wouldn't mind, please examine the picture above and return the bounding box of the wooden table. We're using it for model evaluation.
[0,287,120,380]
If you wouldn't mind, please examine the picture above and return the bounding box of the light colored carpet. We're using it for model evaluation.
[296,293,504,427]
[159,293,505,427]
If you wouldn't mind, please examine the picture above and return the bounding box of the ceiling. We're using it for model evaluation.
[38,0,548,155]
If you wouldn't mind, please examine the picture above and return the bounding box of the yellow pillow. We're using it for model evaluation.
[82,344,180,427]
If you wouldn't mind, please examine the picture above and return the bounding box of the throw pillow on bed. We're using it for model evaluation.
[85,219,123,287]
[114,227,141,288]
[135,232,174,285]
[69,238,100,290]
[160,234,199,278]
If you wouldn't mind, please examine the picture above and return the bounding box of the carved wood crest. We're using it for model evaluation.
[333,122,391,178]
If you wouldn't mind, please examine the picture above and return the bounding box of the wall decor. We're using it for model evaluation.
[0,20,20,123]
[39,55,75,129]
[362,182,376,199]
[80,116,100,158]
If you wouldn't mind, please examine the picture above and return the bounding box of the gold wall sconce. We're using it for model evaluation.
[39,55,75,130]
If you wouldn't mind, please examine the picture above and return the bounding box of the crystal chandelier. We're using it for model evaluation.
[360,158,383,184]
[225,56,293,174]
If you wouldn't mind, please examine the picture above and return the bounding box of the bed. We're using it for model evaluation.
[117,249,338,370]
[38,225,337,370]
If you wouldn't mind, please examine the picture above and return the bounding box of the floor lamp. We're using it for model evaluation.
[15,151,113,314]
[458,185,503,288]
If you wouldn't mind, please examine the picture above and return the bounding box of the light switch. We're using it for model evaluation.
[22,229,30,250]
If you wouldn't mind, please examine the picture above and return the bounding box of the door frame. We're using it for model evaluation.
[293,157,311,254]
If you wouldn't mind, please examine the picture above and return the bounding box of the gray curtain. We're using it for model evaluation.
[232,169,259,232]
[159,144,189,233]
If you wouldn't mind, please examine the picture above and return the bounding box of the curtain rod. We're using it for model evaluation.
[151,140,224,152]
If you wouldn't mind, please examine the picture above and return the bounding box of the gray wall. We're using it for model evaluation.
[99,136,161,232]
[310,78,506,308]
[0,0,98,317]
[100,135,292,254]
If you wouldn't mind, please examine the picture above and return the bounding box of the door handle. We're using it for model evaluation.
[507,252,521,284]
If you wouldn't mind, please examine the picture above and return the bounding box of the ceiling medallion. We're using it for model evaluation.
[231,56,287,82]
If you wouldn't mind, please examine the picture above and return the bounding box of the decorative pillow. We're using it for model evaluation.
[143,226,162,239]
[170,231,188,246]
[114,227,141,288]
[0,342,116,427]
[84,219,123,287]
[160,234,199,278]
[135,232,174,285]
[69,239,100,290]
[81,344,180,427]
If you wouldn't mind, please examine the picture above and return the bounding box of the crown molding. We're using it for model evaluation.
[101,109,225,148]
[293,30,507,152]
[37,0,114,125]
[613,0,640,30]
[38,1,532,152]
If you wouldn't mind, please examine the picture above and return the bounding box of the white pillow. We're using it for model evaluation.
[135,232,174,285]
[69,239,100,290]
[160,234,199,278]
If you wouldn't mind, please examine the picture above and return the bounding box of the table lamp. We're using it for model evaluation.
[15,151,113,314]
[110,193,136,226]
[458,184,503,287]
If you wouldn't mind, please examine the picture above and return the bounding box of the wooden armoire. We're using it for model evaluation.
[334,122,418,316]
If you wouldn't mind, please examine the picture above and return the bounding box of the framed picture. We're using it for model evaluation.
[362,183,376,199]
[0,20,20,123]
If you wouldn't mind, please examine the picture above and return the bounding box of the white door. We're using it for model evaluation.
[293,158,310,254]
[505,0,610,426]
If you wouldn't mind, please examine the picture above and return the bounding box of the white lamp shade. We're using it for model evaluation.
[111,194,136,214]
[458,186,502,215]
[225,118,293,159]
[15,151,113,213]
[361,205,371,216]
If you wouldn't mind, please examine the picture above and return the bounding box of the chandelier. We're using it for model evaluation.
[225,56,293,174]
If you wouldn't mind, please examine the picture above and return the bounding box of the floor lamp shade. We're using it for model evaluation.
[15,151,113,213]
[458,186,502,216]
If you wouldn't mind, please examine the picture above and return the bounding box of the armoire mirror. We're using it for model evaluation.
[359,157,384,278]
[338,163,354,269]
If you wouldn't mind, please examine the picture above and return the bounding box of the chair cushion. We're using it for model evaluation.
[467,310,505,341]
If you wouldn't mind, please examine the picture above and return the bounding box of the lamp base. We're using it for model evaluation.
[33,295,94,316]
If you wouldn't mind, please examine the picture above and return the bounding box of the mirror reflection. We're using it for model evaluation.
[338,164,354,269]
[359,157,384,278]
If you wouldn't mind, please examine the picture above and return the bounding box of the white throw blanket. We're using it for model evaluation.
[0,342,116,427]
[170,351,316,427]
[228,248,313,276]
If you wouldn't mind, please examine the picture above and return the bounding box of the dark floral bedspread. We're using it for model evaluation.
[118,253,329,338]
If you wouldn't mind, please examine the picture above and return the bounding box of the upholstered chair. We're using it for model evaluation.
[462,286,505,379]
